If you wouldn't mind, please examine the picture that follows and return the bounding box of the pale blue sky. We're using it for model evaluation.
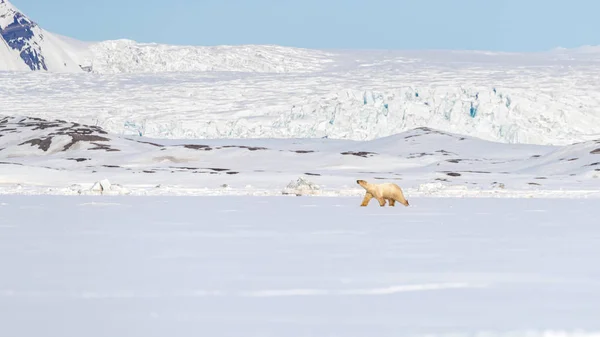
[11,0,600,51]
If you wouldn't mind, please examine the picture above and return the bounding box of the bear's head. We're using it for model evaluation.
[356,179,368,189]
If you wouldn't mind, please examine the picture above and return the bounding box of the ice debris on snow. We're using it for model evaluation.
[90,179,112,192]
[417,182,471,195]
[417,182,447,193]
[282,177,321,196]
[80,179,130,195]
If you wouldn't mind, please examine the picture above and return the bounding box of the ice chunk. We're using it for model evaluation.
[83,179,129,195]
[282,177,321,196]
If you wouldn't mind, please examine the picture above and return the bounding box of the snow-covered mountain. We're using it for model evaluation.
[0,0,85,72]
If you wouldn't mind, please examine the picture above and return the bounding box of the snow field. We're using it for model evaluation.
[1,196,600,336]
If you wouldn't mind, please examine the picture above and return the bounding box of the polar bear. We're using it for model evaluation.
[356,179,409,207]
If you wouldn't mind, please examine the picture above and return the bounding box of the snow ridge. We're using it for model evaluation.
[87,39,334,74]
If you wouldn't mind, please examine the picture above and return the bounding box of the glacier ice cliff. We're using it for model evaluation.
[3,66,600,146]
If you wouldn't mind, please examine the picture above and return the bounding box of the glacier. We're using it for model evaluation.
[2,59,600,145]
[86,39,335,74]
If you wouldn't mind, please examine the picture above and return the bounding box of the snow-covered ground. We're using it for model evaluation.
[2,115,600,197]
[1,195,599,337]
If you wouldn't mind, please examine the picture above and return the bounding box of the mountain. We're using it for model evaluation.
[0,0,85,72]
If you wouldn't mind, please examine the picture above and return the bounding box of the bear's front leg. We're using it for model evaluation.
[360,192,373,206]
[388,199,396,207]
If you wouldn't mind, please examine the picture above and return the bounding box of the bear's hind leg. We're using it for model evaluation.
[377,197,386,207]
[360,192,373,206]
